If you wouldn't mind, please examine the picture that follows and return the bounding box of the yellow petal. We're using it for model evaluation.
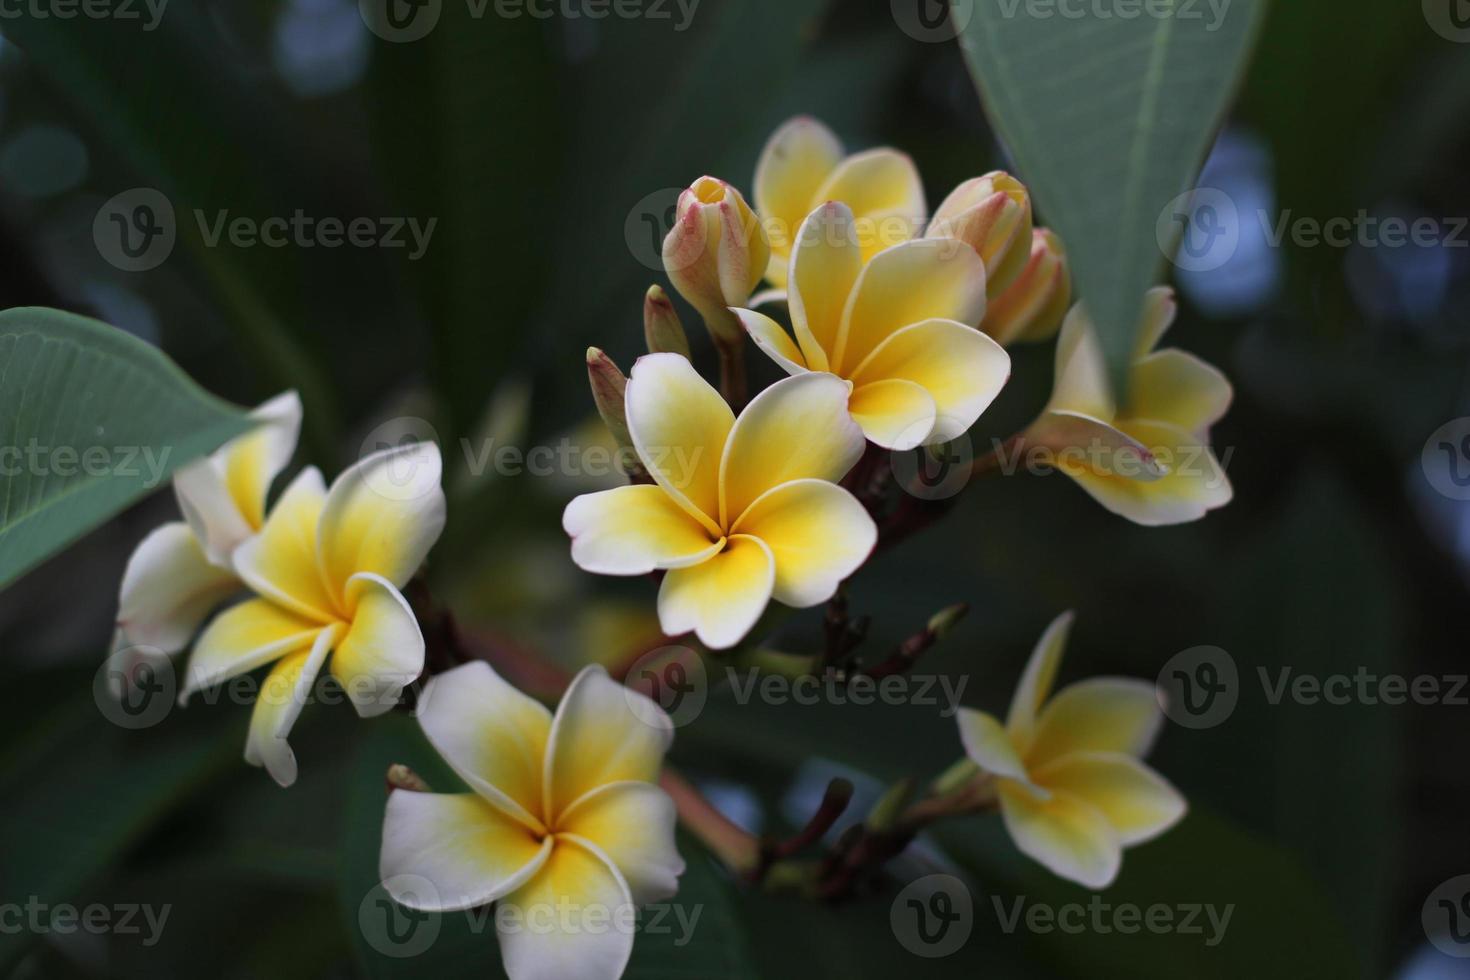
[330,573,424,718]
[563,484,722,576]
[496,838,635,980]
[754,116,844,287]
[735,308,809,377]
[984,228,1070,346]
[556,781,684,904]
[1004,611,1073,747]
[1032,752,1186,846]
[544,665,673,823]
[833,238,987,374]
[1059,419,1232,526]
[718,372,865,527]
[417,661,553,833]
[1127,349,1232,435]
[1022,410,1166,482]
[731,478,876,608]
[317,441,446,601]
[927,173,1033,296]
[1026,678,1162,770]
[1044,304,1115,420]
[998,780,1121,890]
[625,353,732,535]
[1132,286,1178,359]
[244,623,339,787]
[847,378,936,450]
[850,318,1010,444]
[381,792,551,912]
[181,597,325,699]
[788,201,863,369]
[811,148,926,269]
[233,467,337,622]
[657,535,775,650]
[956,708,1031,785]
[222,390,303,530]
[115,522,239,654]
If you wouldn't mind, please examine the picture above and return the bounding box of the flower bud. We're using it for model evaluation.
[927,172,1034,297]
[643,284,691,358]
[661,176,770,348]
[585,347,635,461]
[982,228,1070,346]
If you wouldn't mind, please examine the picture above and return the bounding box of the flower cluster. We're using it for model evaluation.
[113,395,446,786]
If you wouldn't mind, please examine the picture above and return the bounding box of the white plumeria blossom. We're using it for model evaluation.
[113,390,302,656]
[380,662,685,980]
[955,612,1186,890]
[736,201,1010,451]
[179,441,445,786]
[563,353,877,650]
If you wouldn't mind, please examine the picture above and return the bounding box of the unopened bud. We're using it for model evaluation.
[928,172,1033,297]
[983,228,1070,346]
[662,176,770,348]
[386,764,431,793]
[586,347,634,459]
[643,284,690,358]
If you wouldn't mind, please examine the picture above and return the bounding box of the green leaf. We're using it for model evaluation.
[954,0,1266,386]
[0,307,250,589]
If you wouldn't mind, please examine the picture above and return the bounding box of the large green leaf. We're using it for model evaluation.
[954,0,1266,385]
[0,307,250,588]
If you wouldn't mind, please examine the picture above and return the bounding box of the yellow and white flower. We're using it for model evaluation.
[563,353,875,650]
[179,442,445,786]
[113,391,301,656]
[955,612,1186,889]
[735,201,1010,450]
[381,662,684,980]
[926,172,1034,301]
[662,176,770,348]
[753,116,925,289]
[1022,287,1233,525]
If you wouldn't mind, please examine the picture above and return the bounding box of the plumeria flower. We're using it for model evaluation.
[1022,287,1233,525]
[179,442,445,786]
[113,391,301,657]
[753,115,924,289]
[381,662,684,980]
[661,176,770,349]
[955,612,1186,889]
[735,201,1010,450]
[563,353,875,650]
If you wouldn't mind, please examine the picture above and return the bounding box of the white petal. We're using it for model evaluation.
[1032,752,1186,846]
[730,478,876,608]
[115,522,239,654]
[624,353,732,535]
[330,573,424,718]
[557,781,685,904]
[180,598,325,700]
[956,708,1031,785]
[244,623,339,787]
[657,535,775,651]
[563,485,721,576]
[496,838,636,980]
[998,781,1122,890]
[1005,611,1074,747]
[1027,678,1164,770]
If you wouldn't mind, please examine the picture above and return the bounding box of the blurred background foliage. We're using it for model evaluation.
[0,0,1468,977]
